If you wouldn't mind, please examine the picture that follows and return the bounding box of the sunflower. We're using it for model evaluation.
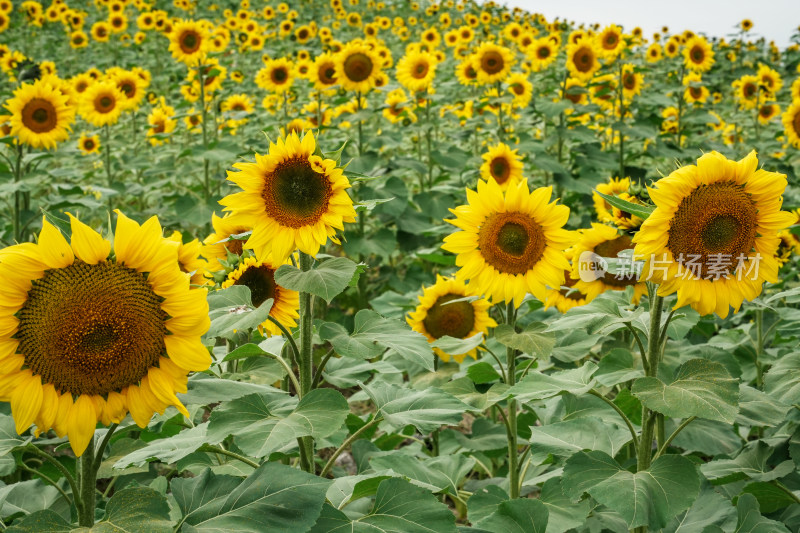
[589,74,617,110]
[407,276,496,363]
[758,103,780,124]
[79,81,124,127]
[396,50,437,93]
[382,89,416,124]
[258,57,294,93]
[596,24,625,59]
[633,151,797,318]
[310,53,337,90]
[480,143,524,191]
[573,223,646,303]
[592,176,631,222]
[169,20,208,65]
[473,42,513,84]
[91,21,111,42]
[334,41,382,93]
[646,43,663,63]
[166,231,208,286]
[202,213,253,271]
[455,58,478,86]
[563,78,588,106]
[620,64,643,99]
[526,37,557,71]
[220,131,356,262]
[683,73,709,104]
[741,19,754,31]
[733,75,759,109]
[683,36,714,72]
[566,38,600,82]
[69,30,88,49]
[221,256,299,336]
[544,252,590,313]
[147,102,176,146]
[608,192,646,230]
[0,212,210,456]
[111,69,145,111]
[757,64,783,97]
[779,98,800,146]
[78,132,100,155]
[442,179,573,307]
[776,229,800,267]
[506,72,532,108]
[5,79,74,149]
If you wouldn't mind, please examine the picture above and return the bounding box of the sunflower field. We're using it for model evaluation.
[1,0,800,531]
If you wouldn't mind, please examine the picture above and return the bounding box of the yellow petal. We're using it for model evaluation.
[38,218,74,269]
[147,367,190,418]
[11,372,42,435]
[164,335,211,371]
[125,386,154,428]
[69,214,111,264]
[67,395,97,457]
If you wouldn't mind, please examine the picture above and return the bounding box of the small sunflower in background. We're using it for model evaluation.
[740,19,754,31]
[335,41,382,93]
[781,100,800,148]
[544,250,590,313]
[775,229,800,267]
[633,151,797,318]
[646,43,662,63]
[5,78,74,149]
[0,212,210,456]
[526,37,557,72]
[169,19,208,65]
[757,103,780,124]
[596,24,625,59]
[396,50,437,93]
[221,255,299,336]
[479,142,524,190]
[566,37,600,81]
[110,69,146,111]
[506,72,532,108]
[79,80,124,127]
[407,275,496,363]
[146,99,177,146]
[77,132,100,155]
[311,52,338,90]
[442,179,573,308]
[220,131,357,262]
[572,223,646,304]
[592,177,631,222]
[472,42,513,84]
[683,36,714,72]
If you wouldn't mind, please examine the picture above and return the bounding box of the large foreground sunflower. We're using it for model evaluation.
[442,179,573,307]
[407,275,496,363]
[221,256,299,336]
[220,131,357,262]
[0,212,210,456]
[633,151,796,317]
[5,79,74,149]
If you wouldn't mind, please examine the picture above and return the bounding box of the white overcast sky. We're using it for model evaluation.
[501,0,800,47]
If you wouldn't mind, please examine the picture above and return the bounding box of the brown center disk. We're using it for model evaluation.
[21,98,57,133]
[479,212,546,275]
[261,157,333,228]
[480,50,504,75]
[423,293,475,339]
[343,52,373,82]
[17,261,167,396]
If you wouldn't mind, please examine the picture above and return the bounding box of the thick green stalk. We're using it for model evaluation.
[13,143,23,242]
[637,292,664,472]
[298,252,315,472]
[197,64,210,201]
[77,436,96,527]
[103,124,112,212]
[505,302,519,498]
[755,308,764,389]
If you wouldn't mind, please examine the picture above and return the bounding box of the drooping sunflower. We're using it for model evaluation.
[480,143,524,190]
[220,131,357,262]
[202,213,252,271]
[334,41,382,93]
[527,37,558,72]
[572,223,646,304]
[78,132,100,155]
[396,50,437,93]
[146,101,176,146]
[407,275,496,363]
[0,212,210,456]
[5,79,74,149]
[566,38,600,82]
[221,256,299,336]
[442,179,573,307]
[169,19,208,65]
[781,100,800,148]
[473,42,513,84]
[79,81,124,127]
[683,36,714,72]
[633,151,797,318]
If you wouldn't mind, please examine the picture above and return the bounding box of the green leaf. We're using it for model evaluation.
[431,333,484,357]
[4,510,72,533]
[539,478,591,533]
[562,451,700,530]
[0,414,31,455]
[662,483,737,533]
[309,478,457,533]
[114,422,213,468]
[528,417,632,461]
[734,493,790,533]
[474,499,549,533]
[321,310,434,371]
[632,359,739,423]
[764,353,800,405]
[207,388,349,458]
[206,285,274,340]
[369,454,475,495]
[700,441,795,485]
[274,257,357,303]
[595,348,644,386]
[222,343,271,362]
[326,474,393,509]
[507,362,598,404]
[467,362,502,384]
[88,487,172,532]
[592,190,654,220]
[742,482,798,514]
[0,479,67,521]
[363,382,471,433]
[467,485,508,526]
[494,323,555,360]
[177,463,330,532]
[546,291,644,335]
[737,384,790,427]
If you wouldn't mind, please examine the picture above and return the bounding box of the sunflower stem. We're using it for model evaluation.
[505,302,520,498]
[103,124,112,213]
[13,143,23,242]
[77,435,97,527]
[91,423,118,473]
[298,251,316,473]
[637,291,664,472]
[755,308,764,389]
[197,63,210,202]
[617,61,625,181]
